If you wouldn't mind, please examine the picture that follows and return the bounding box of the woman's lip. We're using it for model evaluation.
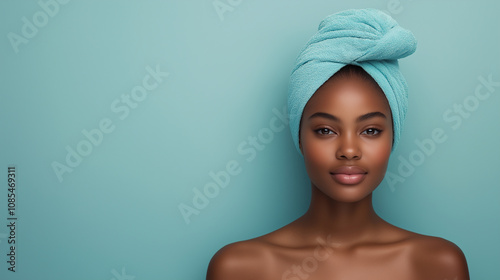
[330,166,367,185]
[331,166,367,175]
[330,173,366,185]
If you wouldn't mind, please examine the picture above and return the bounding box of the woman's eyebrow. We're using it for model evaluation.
[308,112,340,122]
[357,111,387,122]
[308,111,387,122]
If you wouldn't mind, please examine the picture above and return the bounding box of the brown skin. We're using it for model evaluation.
[207,73,469,280]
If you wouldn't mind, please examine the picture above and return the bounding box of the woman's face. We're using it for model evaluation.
[299,74,393,203]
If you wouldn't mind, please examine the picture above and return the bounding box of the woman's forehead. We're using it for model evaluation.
[304,75,392,118]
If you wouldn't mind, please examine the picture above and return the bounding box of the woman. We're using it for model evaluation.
[207,8,469,280]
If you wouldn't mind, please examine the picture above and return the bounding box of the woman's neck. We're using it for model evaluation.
[297,185,385,247]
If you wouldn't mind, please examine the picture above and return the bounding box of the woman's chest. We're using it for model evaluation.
[267,245,422,280]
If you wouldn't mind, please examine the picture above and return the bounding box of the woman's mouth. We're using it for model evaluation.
[330,166,367,185]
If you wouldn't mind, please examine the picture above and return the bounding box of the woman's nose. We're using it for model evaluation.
[335,133,361,160]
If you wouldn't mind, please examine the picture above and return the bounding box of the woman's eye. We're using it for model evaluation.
[316,128,334,135]
[362,128,381,135]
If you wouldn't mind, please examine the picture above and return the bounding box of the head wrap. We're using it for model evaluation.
[287,8,417,155]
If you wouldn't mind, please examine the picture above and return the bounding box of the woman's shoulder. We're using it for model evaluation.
[403,232,469,278]
[206,220,310,279]
[206,237,276,280]
[405,233,466,261]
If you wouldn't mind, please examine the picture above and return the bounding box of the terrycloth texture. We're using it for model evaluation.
[288,8,417,155]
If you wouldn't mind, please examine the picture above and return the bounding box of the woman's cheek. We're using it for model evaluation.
[368,140,392,171]
[303,137,334,173]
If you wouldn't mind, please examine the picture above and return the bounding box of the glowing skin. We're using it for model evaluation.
[299,74,393,204]
[207,71,470,280]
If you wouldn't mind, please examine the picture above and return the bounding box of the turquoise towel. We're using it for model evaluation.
[287,8,417,155]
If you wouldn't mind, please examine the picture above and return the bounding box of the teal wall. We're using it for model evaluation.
[1,0,498,279]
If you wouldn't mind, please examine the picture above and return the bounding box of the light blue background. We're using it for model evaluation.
[1,0,499,279]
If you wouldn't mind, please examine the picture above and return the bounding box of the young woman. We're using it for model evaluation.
[207,9,469,280]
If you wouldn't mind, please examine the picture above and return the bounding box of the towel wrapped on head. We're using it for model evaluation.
[287,8,417,155]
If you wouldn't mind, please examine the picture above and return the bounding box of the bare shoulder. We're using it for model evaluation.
[206,238,273,280]
[407,234,469,279]
[206,219,308,280]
